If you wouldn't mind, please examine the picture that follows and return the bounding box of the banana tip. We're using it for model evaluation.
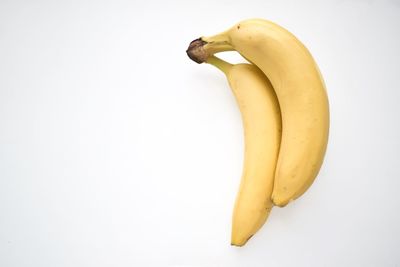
[271,195,291,207]
[230,234,253,247]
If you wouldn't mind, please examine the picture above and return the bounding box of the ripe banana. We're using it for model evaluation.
[205,56,281,246]
[187,19,329,207]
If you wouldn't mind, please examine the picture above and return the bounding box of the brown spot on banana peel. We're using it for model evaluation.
[186,38,208,63]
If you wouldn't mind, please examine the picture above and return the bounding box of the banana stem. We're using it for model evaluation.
[186,37,233,64]
[206,55,233,76]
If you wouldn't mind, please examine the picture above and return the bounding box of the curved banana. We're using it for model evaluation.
[206,56,281,246]
[187,19,329,207]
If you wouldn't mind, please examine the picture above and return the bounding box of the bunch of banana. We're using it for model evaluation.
[186,19,329,246]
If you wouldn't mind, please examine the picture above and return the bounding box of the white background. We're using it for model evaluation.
[1,0,400,266]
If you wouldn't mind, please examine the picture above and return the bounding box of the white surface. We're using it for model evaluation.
[1,0,400,266]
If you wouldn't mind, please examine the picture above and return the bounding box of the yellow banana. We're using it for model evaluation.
[187,19,329,207]
[205,56,281,246]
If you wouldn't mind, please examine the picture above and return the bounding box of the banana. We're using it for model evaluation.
[205,56,281,246]
[187,19,329,207]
